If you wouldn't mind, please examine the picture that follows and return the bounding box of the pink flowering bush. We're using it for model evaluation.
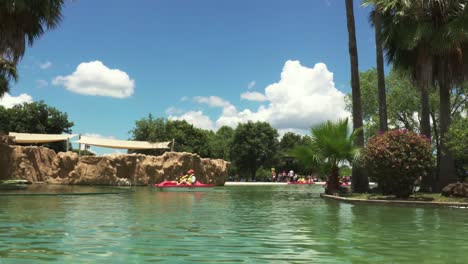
[362,129,434,198]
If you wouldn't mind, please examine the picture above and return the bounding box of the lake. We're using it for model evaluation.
[0,185,467,263]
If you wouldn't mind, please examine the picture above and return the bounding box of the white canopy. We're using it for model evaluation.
[9,132,77,144]
[75,136,171,150]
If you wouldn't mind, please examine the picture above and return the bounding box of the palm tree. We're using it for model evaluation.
[372,10,388,131]
[345,0,368,192]
[365,0,468,190]
[0,0,65,63]
[290,119,360,195]
[0,56,18,97]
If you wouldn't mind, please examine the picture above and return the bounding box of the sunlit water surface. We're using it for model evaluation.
[0,185,467,263]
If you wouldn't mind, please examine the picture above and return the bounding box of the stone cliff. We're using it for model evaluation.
[0,143,229,186]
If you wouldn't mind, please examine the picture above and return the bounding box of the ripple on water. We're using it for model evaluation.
[0,185,467,263]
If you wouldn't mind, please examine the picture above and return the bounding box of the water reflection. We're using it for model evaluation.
[0,185,467,263]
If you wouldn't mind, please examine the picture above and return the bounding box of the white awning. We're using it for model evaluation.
[9,132,77,144]
[75,136,171,150]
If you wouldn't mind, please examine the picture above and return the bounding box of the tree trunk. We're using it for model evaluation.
[418,50,432,139]
[326,165,340,195]
[437,79,457,190]
[374,11,388,132]
[346,0,368,193]
[420,111,438,192]
[251,168,256,182]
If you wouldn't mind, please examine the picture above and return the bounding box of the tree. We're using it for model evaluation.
[230,121,279,181]
[0,0,65,63]
[366,0,468,190]
[345,0,368,192]
[210,126,234,160]
[130,116,213,157]
[372,10,388,131]
[345,68,420,138]
[291,119,360,195]
[1,101,74,152]
[364,0,433,138]
[0,0,65,96]
[446,117,468,182]
[0,57,18,97]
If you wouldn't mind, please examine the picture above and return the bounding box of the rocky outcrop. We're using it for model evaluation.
[441,183,468,198]
[0,143,229,186]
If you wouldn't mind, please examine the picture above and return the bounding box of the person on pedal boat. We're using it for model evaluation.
[179,169,196,185]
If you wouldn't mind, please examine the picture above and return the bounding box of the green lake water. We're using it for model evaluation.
[0,185,467,263]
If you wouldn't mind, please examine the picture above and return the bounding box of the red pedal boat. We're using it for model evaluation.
[154,180,215,188]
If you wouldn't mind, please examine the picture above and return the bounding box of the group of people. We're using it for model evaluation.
[271,169,318,183]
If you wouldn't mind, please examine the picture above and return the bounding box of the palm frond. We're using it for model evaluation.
[0,56,18,97]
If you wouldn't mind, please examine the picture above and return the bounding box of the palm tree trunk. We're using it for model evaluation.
[374,11,388,132]
[437,79,457,190]
[418,49,432,139]
[326,165,340,195]
[345,0,368,193]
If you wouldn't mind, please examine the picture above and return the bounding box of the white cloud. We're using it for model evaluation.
[169,60,350,131]
[194,96,232,108]
[0,93,33,108]
[240,91,268,102]
[83,133,116,140]
[52,60,135,98]
[247,80,256,90]
[168,110,215,130]
[165,106,183,115]
[39,61,52,69]
[36,79,48,88]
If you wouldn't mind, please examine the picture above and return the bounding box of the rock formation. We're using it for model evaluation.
[441,183,468,198]
[0,143,229,186]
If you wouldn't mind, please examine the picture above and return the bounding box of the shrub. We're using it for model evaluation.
[362,129,434,198]
[446,117,468,182]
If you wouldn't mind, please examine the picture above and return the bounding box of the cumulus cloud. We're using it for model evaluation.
[0,93,33,108]
[168,110,215,130]
[169,60,350,131]
[241,91,268,102]
[39,61,52,69]
[52,60,135,98]
[247,80,256,90]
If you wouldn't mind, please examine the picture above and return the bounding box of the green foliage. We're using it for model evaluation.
[0,0,65,95]
[209,126,234,160]
[130,114,214,157]
[230,121,279,180]
[0,56,17,97]
[362,129,434,198]
[290,118,360,193]
[345,68,420,136]
[446,117,468,181]
[0,101,74,152]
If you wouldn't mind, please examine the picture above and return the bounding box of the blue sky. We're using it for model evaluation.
[2,0,377,154]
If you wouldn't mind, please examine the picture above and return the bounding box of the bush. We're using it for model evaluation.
[446,117,468,182]
[362,129,434,198]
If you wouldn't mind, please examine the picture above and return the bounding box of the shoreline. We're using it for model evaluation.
[225,182,326,186]
[320,193,468,208]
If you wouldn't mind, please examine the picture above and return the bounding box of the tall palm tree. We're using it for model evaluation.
[365,0,468,190]
[290,119,360,195]
[373,10,388,131]
[364,0,434,139]
[345,0,368,192]
[0,56,18,97]
[0,0,65,63]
